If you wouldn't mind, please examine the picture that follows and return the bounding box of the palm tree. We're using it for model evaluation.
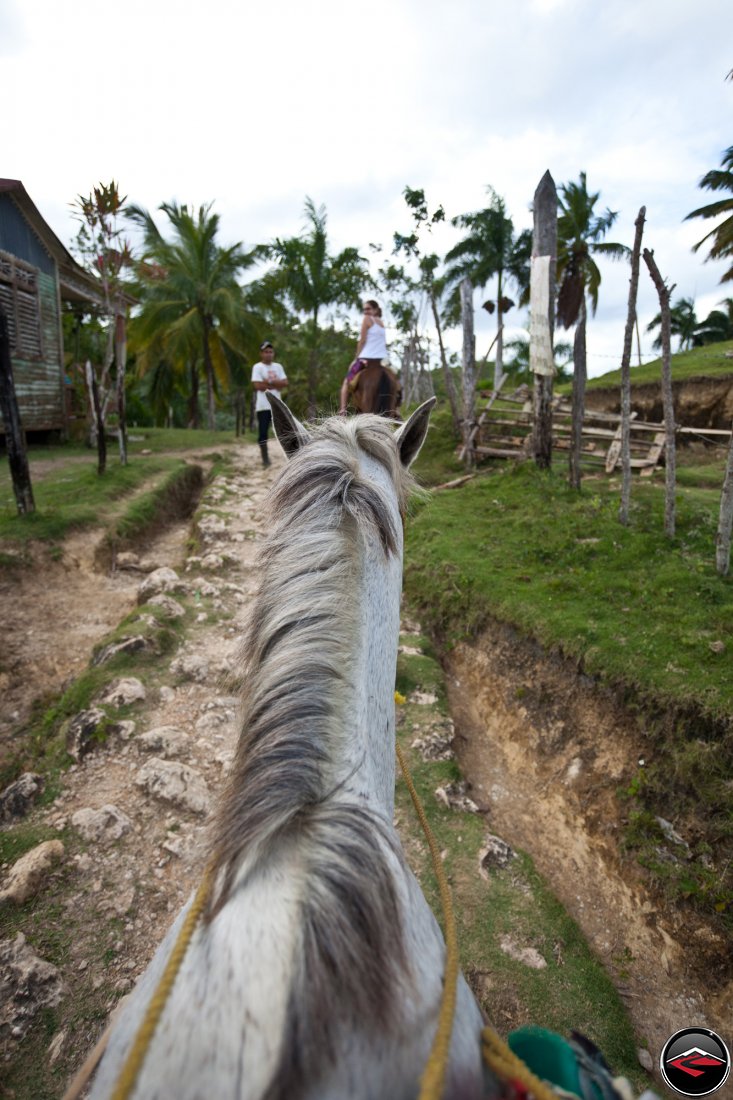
[695,297,733,344]
[504,334,573,387]
[685,147,733,284]
[264,198,369,415]
[444,187,531,391]
[646,296,700,352]
[127,202,256,429]
[556,172,628,489]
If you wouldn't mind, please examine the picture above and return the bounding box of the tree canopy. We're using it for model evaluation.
[126,201,256,429]
[685,146,733,285]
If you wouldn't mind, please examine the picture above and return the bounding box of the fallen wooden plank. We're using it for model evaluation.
[640,431,666,477]
[434,474,476,491]
[474,446,526,458]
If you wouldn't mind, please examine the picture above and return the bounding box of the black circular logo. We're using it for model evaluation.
[661,1028,730,1096]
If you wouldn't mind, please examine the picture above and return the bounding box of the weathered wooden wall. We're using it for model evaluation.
[0,194,65,433]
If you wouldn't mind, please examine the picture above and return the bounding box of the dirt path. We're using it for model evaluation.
[0,441,277,1093]
[0,448,228,758]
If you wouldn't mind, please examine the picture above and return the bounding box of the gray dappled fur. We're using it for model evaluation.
[206,414,419,1093]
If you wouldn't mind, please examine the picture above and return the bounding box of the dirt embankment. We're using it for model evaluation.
[444,623,732,1062]
[586,375,733,429]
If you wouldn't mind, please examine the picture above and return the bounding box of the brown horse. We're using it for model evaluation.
[350,364,403,418]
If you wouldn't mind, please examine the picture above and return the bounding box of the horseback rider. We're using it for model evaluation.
[339,299,389,415]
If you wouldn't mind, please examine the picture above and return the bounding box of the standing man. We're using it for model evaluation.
[251,341,288,467]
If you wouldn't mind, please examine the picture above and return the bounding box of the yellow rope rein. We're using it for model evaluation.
[396,742,460,1100]
[108,863,216,1100]
[396,733,558,1100]
[482,1027,560,1100]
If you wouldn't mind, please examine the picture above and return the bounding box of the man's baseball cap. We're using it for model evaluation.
[260,340,274,350]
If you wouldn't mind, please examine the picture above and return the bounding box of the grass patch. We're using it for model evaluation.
[126,426,240,454]
[405,463,732,714]
[0,455,181,546]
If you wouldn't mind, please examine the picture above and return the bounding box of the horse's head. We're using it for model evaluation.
[266,392,434,470]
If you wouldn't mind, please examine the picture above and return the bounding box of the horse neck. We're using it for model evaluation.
[208,426,408,900]
[338,453,403,815]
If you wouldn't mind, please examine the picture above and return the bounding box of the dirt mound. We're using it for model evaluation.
[586,375,733,430]
[445,623,732,1061]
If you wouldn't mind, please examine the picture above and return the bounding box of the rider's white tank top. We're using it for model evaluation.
[361,319,388,360]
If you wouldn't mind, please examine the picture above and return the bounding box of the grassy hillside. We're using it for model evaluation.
[579,339,733,391]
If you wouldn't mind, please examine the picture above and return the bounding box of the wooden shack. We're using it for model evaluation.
[0,179,101,437]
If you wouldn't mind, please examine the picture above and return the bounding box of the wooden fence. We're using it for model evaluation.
[468,389,731,475]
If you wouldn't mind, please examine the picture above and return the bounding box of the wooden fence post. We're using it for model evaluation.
[460,277,476,468]
[531,170,557,470]
[643,249,677,538]
[716,422,733,575]
[618,207,646,525]
[0,309,35,515]
[569,299,587,489]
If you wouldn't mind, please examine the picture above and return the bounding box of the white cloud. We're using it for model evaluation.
[4,0,731,377]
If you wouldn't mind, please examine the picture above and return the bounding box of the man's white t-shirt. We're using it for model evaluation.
[251,361,287,412]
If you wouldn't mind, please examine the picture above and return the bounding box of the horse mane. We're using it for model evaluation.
[205,415,418,1093]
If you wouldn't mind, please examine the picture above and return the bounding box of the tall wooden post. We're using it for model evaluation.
[115,310,128,465]
[569,299,587,490]
[0,310,35,515]
[460,277,476,468]
[643,249,676,538]
[618,207,646,525]
[531,171,557,469]
[430,290,461,435]
[716,421,733,575]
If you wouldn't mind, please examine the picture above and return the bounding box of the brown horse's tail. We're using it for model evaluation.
[377,368,392,416]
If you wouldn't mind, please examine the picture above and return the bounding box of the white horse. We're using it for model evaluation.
[88,396,495,1100]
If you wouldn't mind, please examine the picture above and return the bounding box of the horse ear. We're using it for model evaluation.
[394,397,437,468]
[266,393,311,459]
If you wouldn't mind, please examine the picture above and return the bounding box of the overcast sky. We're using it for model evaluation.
[3,0,732,377]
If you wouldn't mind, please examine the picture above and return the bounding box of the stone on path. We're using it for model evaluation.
[98,678,147,709]
[138,726,189,758]
[93,636,152,667]
[147,594,186,619]
[71,805,132,845]
[135,758,211,816]
[0,841,65,905]
[65,707,109,760]
[478,834,515,877]
[0,933,64,1044]
[499,935,547,970]
[434,781,479,814]
[137,567,186,604]
[0,773,44,824]
[170,654,210,684]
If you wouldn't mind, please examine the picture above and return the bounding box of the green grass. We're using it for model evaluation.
[0,455,180,545]
[579,339,733,391]
[405,463,732,715]
[0,427,241,545]
[125,426,239,453]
